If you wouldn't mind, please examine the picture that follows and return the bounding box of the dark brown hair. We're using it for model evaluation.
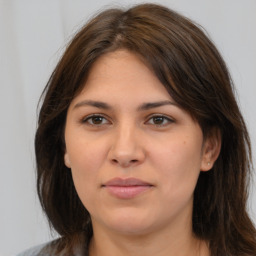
[35,3,256,255]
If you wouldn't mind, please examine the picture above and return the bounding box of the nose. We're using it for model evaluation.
[108,123,146,168]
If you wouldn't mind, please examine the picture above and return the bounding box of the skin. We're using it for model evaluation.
[64,50,220,256]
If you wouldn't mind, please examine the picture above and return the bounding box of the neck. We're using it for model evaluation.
[88,222,209,256]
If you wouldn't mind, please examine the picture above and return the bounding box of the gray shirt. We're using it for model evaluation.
[16,243,48,256]
[16,240,87,256]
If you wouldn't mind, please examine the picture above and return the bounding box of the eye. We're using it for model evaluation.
[82,115,110,126]
[146,115,174,126]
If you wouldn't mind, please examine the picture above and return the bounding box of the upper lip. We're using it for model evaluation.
[103,177,153,187]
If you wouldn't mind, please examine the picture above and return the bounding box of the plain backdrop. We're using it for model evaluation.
[0,0,255,255]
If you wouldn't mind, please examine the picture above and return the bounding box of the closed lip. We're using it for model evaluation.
[102,177,153,187]
[102,177,153,199]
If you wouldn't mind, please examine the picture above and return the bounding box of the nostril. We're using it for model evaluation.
[111,158,138,166]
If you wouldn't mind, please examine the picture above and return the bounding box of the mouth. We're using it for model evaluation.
[102,177,153,199]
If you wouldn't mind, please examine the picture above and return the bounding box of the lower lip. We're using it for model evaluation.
[104,185,152,199]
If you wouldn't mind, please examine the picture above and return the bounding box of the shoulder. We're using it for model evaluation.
[16,237,88,256]
[16,241,50,256]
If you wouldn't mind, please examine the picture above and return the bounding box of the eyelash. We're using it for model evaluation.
[146,114,174,126]
[80,114,174,127]
[81,114,110,126]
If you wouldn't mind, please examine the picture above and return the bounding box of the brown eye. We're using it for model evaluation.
[152,116,165,125]
[147,115,173,126]
[90,116,104,125]
[83,115,110,126]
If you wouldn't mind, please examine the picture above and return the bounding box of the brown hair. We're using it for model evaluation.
[35,3,256,255]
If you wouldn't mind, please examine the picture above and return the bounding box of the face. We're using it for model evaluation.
[64,50,216,236]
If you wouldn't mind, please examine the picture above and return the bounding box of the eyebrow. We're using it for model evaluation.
[74,100,111,110]
[137,100,177,111]
[73,100,176,111]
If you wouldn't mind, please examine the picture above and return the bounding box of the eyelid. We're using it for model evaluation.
[79,113,174,127]
[145,114,174,126]
[80,113,112,125]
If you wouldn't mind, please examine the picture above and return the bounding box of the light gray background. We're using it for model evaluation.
[0,0,255,255]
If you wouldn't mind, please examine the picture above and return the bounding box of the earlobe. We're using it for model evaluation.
[201,128,221,171]
[64,152,71,168]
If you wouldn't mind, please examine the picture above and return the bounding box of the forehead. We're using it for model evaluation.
[72,50,172,103]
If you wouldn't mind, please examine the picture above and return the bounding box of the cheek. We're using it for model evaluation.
[66,133,107,173]
[66,139,107,205]
[152,137,202,198]
[69,153,101,214]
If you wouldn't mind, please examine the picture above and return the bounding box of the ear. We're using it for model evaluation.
[200,127,221,171]
[64,152,71,168]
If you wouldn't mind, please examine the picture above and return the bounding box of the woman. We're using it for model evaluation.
[19,3,256,256]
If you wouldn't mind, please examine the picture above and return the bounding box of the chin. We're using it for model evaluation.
[109,222,154,236]
[99,208,157,236]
